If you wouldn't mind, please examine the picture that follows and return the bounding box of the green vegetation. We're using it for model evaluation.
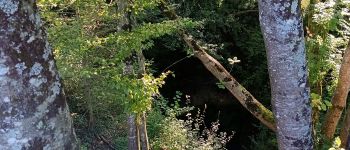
[148,95,232,150]
[37,0,350,149]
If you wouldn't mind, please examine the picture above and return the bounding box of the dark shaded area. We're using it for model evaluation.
[142,1,274,146]
[145,40,264,149]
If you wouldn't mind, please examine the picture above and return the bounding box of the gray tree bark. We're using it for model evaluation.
[258,0,313,149]
[0,0,77,149]
[127,114,139,150]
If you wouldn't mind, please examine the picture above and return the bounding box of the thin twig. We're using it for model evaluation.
[162,54,193,72]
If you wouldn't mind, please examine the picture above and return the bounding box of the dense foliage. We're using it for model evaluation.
[37,0,350,149]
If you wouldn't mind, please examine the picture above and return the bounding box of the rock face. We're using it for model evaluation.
[0,0,77,149]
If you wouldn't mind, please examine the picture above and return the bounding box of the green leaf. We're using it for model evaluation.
[324,100,332,107]
[321,103,327,111]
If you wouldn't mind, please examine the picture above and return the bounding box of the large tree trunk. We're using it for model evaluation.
[258,0,313,149]
[335,40,350,148]
[0,0,77,149]
[323,40,350,141]
[159,1,276,131]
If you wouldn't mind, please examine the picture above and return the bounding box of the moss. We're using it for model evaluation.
[259,104,275,125]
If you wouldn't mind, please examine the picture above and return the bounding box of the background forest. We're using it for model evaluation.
[36,0,350,149]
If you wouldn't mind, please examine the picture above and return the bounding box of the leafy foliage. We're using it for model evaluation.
[304,0,350,148]
[148,95,233,150]
[37,0,350,149]
[105,19,200,61]
[306,0,349,95]
[38,0,228,149]
[114,71,170,114]
[311,93,332,111]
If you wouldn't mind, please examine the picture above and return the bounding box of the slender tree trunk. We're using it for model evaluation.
[324,40,350,141]
[137,51,150,150]
[126,52,150,150]
[124,55,140,149]
[139,113,149,150]
[0,0,77,149]
[258,0,313,149]
[159,0,276,131]
[114,0,142,149]
[124,1,150,149]
[335,41,350,148]
[128,114,139,150]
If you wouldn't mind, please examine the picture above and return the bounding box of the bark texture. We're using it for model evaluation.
[159,1,276,131]
[127,114,139,150]
[335,41,350,148]
[323,40,350,141]
[139,113,149,150]
[0,0,77,149]
[341,110,350,148]
[258,0,313,149]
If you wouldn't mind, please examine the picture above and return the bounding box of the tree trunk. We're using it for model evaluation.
[137,51,150,150]
[159,1,276,131]
[324,40,350,141]
[139,113,149,150]
[0,0,77,149]
[124,55,140,149]
[128,114,139,150]
[341,109,350,148]
[114,0,143,149]
[258,0,313,149]
[335,40,350,148]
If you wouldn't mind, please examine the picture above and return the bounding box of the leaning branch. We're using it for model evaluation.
[159,0,276,131]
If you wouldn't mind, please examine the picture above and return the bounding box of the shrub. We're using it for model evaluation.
[148,95,233,150]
